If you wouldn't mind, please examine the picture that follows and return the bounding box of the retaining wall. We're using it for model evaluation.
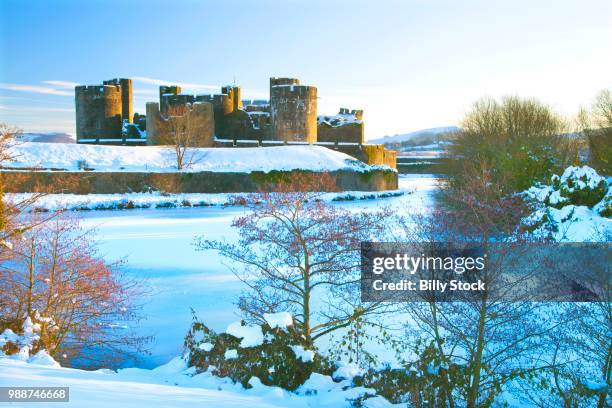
[1,169,398,194]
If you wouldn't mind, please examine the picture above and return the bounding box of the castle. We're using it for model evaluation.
[75,77,394,167]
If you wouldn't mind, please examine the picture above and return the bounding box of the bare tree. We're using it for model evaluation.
[450,96,574,193]
[158,104,210,170]
[196,173,393,346]
[578,89,612,174]
[0,213,148,367]
[0,124,54,247]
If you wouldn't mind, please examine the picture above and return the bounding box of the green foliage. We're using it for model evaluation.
[184,313,334,391]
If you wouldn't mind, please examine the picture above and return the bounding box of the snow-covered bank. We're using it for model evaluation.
[0,316,394,408]
[4,142,390,173]
[8,190,405,212]
[0,357,394,408]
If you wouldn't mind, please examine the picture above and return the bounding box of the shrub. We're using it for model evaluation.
[555,166,607,208]
[450,96,574,194]
[184,314,334,391]
[525,166,608,210]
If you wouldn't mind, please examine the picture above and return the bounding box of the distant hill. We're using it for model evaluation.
[369,126,459,146]
[20,133,76,143]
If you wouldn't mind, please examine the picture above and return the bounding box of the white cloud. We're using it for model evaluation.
[0,83,73,96]
[132,76,219,92]
[0,105,73,113]
[42,80,80,89]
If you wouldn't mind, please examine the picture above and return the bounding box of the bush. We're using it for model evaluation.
[353,343,469,406]
[450,96,573,193]
[526,166,608,210]
[555,166,608,208]
[184,314,334,391]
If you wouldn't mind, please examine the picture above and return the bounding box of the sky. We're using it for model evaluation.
[0,0,611,140]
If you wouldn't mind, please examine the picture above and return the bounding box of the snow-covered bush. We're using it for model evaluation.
[184,313,334,391]
[0,314,59,367]
[522,166,611,241]
[526,166,608,210]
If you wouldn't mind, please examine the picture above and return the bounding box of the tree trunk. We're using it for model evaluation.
[467,297,488,407]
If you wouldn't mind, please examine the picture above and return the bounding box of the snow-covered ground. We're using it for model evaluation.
[0,357,393,408]
[9,190,404,212]
[4,142,387,173]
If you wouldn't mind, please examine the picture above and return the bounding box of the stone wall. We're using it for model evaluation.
[1,169,398,194]
[317,122,364,144]
[146,102,215,147]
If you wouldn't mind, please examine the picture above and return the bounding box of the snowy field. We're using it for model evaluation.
[5,142,387,173]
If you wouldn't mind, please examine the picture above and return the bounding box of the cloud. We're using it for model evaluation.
[132,76,220,92]
[0,105,73,113]
[0,83,73,96]
[42,80,80,89]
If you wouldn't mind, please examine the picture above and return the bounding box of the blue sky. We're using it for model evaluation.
[1,0,611,139]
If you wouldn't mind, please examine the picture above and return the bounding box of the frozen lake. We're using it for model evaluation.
[79,174,441,368]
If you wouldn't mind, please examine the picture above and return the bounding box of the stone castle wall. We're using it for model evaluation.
[146,101,214,147]
[317,122,364,144]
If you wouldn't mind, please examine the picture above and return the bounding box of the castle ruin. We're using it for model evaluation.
[75,76,396,168]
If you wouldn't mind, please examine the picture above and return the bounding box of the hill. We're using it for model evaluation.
[369,126,459,146]
[20,133,76,143]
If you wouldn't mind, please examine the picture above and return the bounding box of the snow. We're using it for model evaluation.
[522,166,611,241]
[559,165,606,190]
[198,342,214,352]
[524,204,611,242]
[8,189,404,212]
[317,112,361,127]
[224,349,239,360]
[5,142,387,173]
[264,312,293,329]
[290,345,314,363]
[0,354,397,408]
[27,350,60,367]
[226,322,265,348]
[332,362,364,381]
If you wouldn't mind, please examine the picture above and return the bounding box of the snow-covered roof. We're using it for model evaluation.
[318,113,362,127]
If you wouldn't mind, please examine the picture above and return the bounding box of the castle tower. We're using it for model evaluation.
[159,85,182,112]
[103,78,133,123]
[75,84,123,141]
[270,82,317,143]
[145,102,161,145]
[269,77,300,100]
[221,85,242,112]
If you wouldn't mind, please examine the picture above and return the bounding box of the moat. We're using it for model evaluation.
[77,174,440,368]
